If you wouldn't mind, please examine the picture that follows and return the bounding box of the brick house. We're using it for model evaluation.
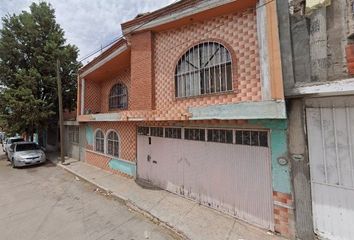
[77,0,294,238]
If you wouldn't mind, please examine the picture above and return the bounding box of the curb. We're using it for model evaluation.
[53,160,190,240]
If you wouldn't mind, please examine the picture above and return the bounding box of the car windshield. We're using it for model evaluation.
[10,138,24,144]
[16,143,40,152]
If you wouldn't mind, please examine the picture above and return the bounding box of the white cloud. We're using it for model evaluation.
[0,0,176,61]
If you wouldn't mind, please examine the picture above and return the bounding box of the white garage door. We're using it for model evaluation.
[307,107,354,240]
[137,127,274,230]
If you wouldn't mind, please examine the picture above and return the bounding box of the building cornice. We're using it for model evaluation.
[79,39,128,77]
[121,0,256,34]
[285,78,354,98]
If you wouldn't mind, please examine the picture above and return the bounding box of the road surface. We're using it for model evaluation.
[0,147,178,240]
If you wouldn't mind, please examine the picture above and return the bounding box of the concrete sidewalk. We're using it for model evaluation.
[48,154,285,240]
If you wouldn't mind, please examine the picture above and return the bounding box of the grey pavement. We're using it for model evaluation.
[0,147,179,240]
[48,153,286,240]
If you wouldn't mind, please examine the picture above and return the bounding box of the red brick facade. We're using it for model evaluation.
[84,81,101,114]
[86,151,134,178]
[86,121,136,162]
[100,69,131,113]
[273,191,295,238]
[153,9,261,116]
[78,3,293,238]
[81,10,262,120]
[130,31,154,110]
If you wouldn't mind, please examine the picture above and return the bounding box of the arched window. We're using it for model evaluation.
[109,83,127,109]
[95,130,104,153]
[106,130,119,157]
[175,41,232,98]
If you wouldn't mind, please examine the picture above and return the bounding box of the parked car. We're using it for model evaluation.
[8,142,46,168]
[4,137,24,154]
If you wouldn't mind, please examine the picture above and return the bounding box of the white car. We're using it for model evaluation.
[8,142,46,168]
[4,137,24,155]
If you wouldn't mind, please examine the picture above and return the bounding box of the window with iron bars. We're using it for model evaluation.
[150,127,163,137]
[184,128,205,141]
[137,127,149,136]
[68,126,79,144]
[109,83,127,110]
[175,41,233,98]
[165,128,182,139]
[107,131,119,157]
[235,130,268,147]
[95,130,104,153]
[207,129,233,144]
[137,127,268,148]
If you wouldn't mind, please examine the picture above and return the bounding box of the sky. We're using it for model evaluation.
[0,0,175,63]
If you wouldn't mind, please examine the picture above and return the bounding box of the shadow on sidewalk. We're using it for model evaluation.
[135,178,164,191]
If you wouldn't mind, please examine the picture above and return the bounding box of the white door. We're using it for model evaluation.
[137,127,273,230]
[307,107,354,240]
[137,135,152,181]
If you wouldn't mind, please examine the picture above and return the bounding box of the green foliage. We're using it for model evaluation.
[0,2,81,135]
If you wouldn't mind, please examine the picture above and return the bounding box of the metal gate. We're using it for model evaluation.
[137,128,274,230]
[307,107,354,240]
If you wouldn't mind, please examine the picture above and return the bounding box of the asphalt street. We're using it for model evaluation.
[0,147,178,240]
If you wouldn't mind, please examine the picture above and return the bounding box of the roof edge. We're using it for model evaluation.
[121,0,255,34]
[121,0,197,30]
[79,38,128,75]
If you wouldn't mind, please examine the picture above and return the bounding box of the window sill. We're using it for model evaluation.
[174,89,238,101]
[108,108,128,112]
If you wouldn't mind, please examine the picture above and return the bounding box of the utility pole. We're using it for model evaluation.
[56,59,65,164]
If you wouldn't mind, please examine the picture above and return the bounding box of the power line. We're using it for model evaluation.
[81,0,277,70]
[78,35,123,62]
[79,0,180,62]
[1,0,294,96]
[5,0,348,92]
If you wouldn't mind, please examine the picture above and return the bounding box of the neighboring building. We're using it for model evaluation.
[36,110,80,155]
[284,0,354,239]
[78,0,293,238]
[63,110,86,161]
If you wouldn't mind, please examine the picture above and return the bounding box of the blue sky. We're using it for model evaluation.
[0,0,175,63]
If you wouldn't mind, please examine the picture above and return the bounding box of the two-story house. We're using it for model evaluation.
[77,0,294,238]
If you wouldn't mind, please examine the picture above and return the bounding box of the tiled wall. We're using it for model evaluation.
[152,9,261,120]
[130,31,154,110]
[273,191,295,238]
[85,121,137,162]
[84,68,131,114]
[84,81,101,114]
[100,68,131,113]
[81,10,263,121]
[86,151,133,178]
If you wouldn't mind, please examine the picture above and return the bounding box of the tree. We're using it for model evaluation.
[0,2,81,137]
